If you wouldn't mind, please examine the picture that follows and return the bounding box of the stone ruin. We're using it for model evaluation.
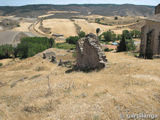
[155,4,160,14]
[140,4,160,59]
[76,33,107,71]
[42,52,56,63]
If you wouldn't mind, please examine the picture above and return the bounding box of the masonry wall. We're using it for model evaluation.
[140,20,160,58]
[155,4,160,14]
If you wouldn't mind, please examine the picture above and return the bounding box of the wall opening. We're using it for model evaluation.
[145,30,154,59]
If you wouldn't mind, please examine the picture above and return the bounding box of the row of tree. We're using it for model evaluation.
[0,37,55,59]
[66,29,139,52]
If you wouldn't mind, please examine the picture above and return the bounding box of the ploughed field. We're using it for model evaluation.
[0,49,160,120]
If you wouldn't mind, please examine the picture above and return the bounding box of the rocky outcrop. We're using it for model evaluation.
[155,4,160,14]
[76,33,107,71]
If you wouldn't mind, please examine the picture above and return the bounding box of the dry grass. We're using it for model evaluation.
[74,19,116,34]
[36,17,138,39]
[42,19,77,37]
[13,22,32,32]
[0,49,160,120]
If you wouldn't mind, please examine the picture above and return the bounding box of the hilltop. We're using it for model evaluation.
[0,4,155,18]
[0,48,160,119]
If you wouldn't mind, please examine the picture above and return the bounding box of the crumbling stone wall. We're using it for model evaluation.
[140,20,160,58]
[76,33,107,70]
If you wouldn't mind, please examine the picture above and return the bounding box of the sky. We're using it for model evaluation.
[0,0,159,6]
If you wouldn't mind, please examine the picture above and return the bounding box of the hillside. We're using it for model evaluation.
[0,4,155,18]
[0,49,160,120]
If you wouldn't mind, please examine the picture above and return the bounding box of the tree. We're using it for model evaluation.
[117,35,126,52]
[0,44,14,59]
[96,28,101,36]
[114,16,118,20]
[126,39,136,51]
[78,31,86,38]
[130,30,141,38]
[122,30,132,39]
[49,38,55,48]
[117,31,136,52]
[66,36,79,44]
[102,31,116,42]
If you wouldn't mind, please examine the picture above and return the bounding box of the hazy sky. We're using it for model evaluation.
[0,0,159,6]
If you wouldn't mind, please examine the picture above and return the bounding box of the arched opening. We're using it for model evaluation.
[145,30,154,59]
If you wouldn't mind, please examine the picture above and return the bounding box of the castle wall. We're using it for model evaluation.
[140,20,160,58]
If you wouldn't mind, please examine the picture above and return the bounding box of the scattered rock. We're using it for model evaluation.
[42,52,57,63]
[76,33,107,71]
[58,59,72,68]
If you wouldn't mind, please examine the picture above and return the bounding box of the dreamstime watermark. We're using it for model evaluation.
[120,113,158,119]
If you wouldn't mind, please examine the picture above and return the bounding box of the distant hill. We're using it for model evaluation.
[0,4,155,18]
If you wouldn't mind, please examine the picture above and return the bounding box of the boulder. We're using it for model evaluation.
[76,33,107,71]
[42,51,56,63]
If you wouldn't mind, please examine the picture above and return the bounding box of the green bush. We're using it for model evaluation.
[122,30,132,39]
[16,37,55,58]
[126,39,136,51]
[66,36,79,44]
[0,44,15,59]
[117,34,122,40]
[102,31,116,42]
[78,31,86,38]
[114,16,118,20]
[95,18,101,23]
[56,43,76,50]
[0,63,2,66]
[130,30,141,38]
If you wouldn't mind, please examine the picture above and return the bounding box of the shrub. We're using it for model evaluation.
[95,18,101,23]
[130,30,141,38]
[114,16,118,20]
[126,39,136,51]
[122,30,132,39]
[0,44,15,59]
[0,63,2,66]
[102,31,116,42]
[66,36,79,44]
[78,31,86,38]
[117,34,122,40]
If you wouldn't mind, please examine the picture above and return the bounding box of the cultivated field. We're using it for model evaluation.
[42,19,77,37]
[73,19,115,34]
[0,49,160,120]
